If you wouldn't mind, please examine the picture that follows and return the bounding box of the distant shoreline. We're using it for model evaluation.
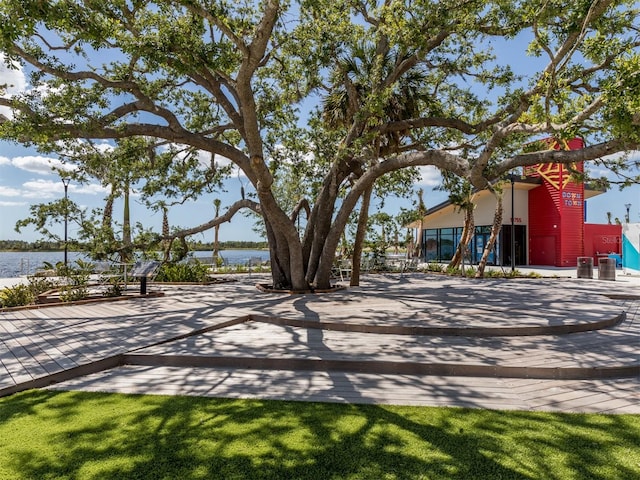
[0,241,269,253]
[0,249,271,279]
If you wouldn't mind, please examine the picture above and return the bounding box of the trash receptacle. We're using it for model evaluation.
[598,257,616,281]
[577,257,593,279]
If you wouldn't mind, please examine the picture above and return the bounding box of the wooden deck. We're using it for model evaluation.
[1,274,639,413]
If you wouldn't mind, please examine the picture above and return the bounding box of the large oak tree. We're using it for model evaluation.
[1,0,639,290]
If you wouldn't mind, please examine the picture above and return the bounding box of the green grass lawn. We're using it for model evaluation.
[0,390,638,479]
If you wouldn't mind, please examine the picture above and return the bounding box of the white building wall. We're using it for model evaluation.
[422,187,530,229]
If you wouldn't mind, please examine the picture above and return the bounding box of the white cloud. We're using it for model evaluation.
[93,141,115,154]
[73,183,109,196]
[0,200,26,207]
[0,53,27,120]
[176,147,232,171]
[53,139,115,157]
[21,178,107,199]
[585,149,640,181]
[11,156,58,175]
[417,165,443,188]
[598,150,640,163]
[586,166,614,178]
[21,179,61,199]
[0,156,10,166]
[11,155,76,175]
[0,185,22,197]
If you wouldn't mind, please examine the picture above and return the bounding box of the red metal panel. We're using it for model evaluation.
[584,224,622,261]
[527,137,585,266]
[558,165,584,266]
[529,235,556,265]
[528,181,560,265]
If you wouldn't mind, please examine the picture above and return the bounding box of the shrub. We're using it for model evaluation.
[0,284,35,308]
[156,261,210,283]
[426,262,444,273]
[28,276,59,295]
[59,284,89,302]
[484,269,503,278]
[464,267,477,277]
[1,276,68,308]
[57,262,92,303]
[101,278,124,297]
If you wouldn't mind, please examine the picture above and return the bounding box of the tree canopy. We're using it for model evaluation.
[1,0,639,290]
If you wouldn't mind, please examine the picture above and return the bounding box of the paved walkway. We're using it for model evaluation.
[1,272,639,413]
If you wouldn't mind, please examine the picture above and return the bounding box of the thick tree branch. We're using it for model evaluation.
[290,197,311,224]
[163,198,261,240]
[497,139,640,176]
[378,116,477,135]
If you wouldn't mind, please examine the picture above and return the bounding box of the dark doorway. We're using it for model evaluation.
[501,225,527,266]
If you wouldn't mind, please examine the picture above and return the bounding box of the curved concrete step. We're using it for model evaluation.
[121,353,640,381]
[130,312,639,380]
[251,312,627,336]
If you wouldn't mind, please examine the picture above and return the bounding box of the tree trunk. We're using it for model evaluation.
[303,169,343,285]
[350,185,373,286]
[103,191,114,233]
[265,217,292,289]
[262,202,308,292]
[414,219,423,258]
[476,189,502,278]
[95,187,116,260]
[213,200,221,261]
[121,184,132,264]
[448,203,474,270]
[162,206,171,262]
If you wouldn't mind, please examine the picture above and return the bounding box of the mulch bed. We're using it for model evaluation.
[256,283,345,294]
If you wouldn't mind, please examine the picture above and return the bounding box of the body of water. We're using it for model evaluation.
[0,250,270,278]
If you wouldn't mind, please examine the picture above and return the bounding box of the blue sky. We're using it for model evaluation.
[1,26,639,244]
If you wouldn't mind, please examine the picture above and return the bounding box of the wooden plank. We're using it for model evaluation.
[0,322,48,380]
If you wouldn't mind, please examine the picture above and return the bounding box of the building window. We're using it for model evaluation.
[422,228,460,262]
[440,228,455,259]
[424,229,438,261]
[420,225,527,265]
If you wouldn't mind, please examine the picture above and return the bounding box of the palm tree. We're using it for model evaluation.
[414,188,428,258]
[160,203,171,262]
[322,42,428,285]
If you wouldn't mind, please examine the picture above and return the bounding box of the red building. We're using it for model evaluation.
[410,138,621,267]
